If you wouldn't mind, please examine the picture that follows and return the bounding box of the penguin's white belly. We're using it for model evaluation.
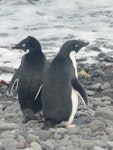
[67,87,78,125]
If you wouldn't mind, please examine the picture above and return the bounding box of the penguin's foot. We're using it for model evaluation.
[42,121,55,130]
[58,121,77,128]
[67,124,77,128]
[22,108,35,123]
[37,114,45,122]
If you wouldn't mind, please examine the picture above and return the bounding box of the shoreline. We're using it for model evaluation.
[0,57,113,149]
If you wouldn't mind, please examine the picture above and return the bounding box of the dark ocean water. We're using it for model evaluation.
[0,0,113,80]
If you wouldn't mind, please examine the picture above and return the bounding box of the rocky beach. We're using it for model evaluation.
[0,0,113,150]
[0,51,113,150]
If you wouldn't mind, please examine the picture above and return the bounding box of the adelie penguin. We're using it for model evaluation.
[8,36,47,123]
[41,39,89,129]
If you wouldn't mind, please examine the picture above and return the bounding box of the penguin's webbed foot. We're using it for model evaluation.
[42,121,55,130]
[22,108,35,123]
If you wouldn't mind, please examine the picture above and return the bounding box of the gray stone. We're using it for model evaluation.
[91,69,106,77]
[103,100,111,105]
[1,132,15,139]
[88,82,102,90]
[41,139,55,150]
[2,142,17,150]
[16,140,27,149]
[101,82,111,90]
[0,142,4,150]
[67,127,79,135]
[27,134,40,144]
[30,142,42,150]
[55,128,67,135]
[79,139,96,149]
[93,146,108,150]
[87,90,95,96]
[109,132,113,140]
[107,141,113,148]
[94,140,107,147]
[101,96,112,101]
[53,133,62,140]
[37,130,52,141]
[0,123,18,130]
[22,148,33,150]
[87,120,105,132]
[95,108,113,120]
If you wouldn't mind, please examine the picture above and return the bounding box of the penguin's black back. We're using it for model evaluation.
[18,50,46,113]
[41,54,75,123]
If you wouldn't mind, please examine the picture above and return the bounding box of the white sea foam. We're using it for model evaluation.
[0,0,113,81]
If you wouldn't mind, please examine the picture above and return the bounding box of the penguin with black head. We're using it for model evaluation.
[41,39,89,129]
[8,36,47,123]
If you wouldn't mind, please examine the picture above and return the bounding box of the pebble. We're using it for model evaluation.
[0,62,113,150]
[0,123,18,130]
[37,130,52,141]
[79,139,96,149]
[27,134,40,144]
[30,142,42,150]
[101,82,111,90]
[67,127,79,135]
[109,132,113,140]
[88,82,102,90]
[93,146,108,150]
[95,108,113,120]
[91,69,106,77]
[16,140,27,149]
[55,127,67,135]
[87,120,105,132]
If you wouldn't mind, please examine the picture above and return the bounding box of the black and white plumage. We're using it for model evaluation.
[8,36,47,122]
[41,40,89,129]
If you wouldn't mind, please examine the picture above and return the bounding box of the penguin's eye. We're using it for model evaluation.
[22,43,26,47]
[75,45,78,48]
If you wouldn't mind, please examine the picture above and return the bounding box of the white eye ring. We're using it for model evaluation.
[22,43,26,47]
[75,45,78,47]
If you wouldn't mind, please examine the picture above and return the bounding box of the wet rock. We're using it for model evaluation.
[101,82,111,90]
[30,142,42,150]
[91,69,105,77]
[0,123,18,130]
[107,141,113,148]
[55,128,67,135]
[95,108,113,120]
[1,132,15,139]
[93,146,108,150]
[27,134,40,144]
[41,139,55,150]
[0,66,15,73]
[37,130,52,141]
[101,96,112,101]
[16,140,27,149]
[79,139,96,149]
[98,52,106,58]
[88,82,102,90]
[53,133,62,140]
[0,142,4,150]
[67,127,79,135]
[87,120,105,132]
[87,90,95,96]
[109,132,113,140]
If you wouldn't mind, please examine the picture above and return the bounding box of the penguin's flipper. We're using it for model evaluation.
[34,84,43,100]
[7,67,20,96]
[71,77,89,107]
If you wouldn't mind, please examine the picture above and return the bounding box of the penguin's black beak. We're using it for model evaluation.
[12,44,27,52]
[12,44,20,49]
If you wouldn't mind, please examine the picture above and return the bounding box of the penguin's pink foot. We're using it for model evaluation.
[67,124,77,128]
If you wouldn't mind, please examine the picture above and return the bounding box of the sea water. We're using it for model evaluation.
[0,0,113,81]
